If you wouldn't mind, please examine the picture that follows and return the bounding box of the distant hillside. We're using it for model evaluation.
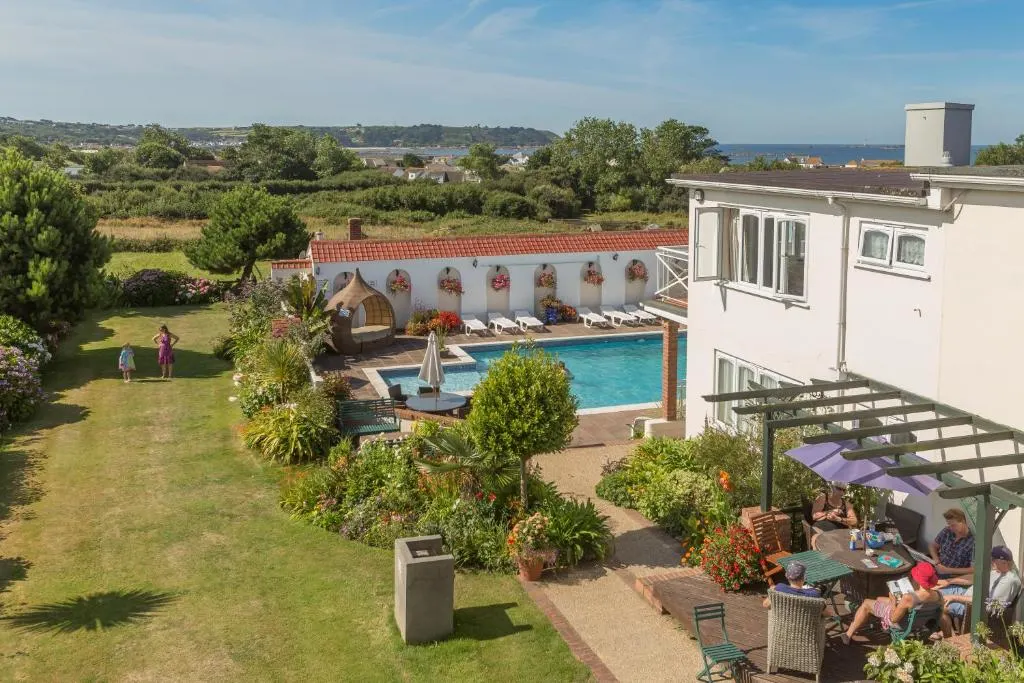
[0,117,558,148]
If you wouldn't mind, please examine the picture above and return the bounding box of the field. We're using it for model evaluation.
[0,305,591,681]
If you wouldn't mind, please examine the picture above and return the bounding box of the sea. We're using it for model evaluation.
[364,143,985,165]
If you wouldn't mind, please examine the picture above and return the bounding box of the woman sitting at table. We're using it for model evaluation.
[809,481,858,549]
[840,561,942,644]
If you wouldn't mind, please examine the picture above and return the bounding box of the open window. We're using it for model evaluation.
[693,208,722,281]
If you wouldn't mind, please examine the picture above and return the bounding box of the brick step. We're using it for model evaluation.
[634,568,701,614]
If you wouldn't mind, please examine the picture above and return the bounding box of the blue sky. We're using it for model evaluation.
[0,0,1021,142]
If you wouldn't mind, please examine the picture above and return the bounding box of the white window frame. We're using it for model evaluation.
[727,208,809,302]
[857,222,928,272]
[693,207,723,281]
[712,351,799,430]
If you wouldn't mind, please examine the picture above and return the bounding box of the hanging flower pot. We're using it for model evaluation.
[439,277,464,295]
[536,271,556,289]
[388,274,411,294]
[583,268,604,286]
[491,273,510,291]
[626,261,649,282]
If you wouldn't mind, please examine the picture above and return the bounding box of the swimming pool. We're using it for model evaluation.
[376,332,687,410]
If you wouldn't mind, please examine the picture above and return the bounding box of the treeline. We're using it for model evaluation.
[0,116,557,147]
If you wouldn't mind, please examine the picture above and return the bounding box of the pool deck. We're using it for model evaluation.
[315,320,679,447]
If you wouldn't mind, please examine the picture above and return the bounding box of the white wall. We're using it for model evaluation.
[311,249,661,327]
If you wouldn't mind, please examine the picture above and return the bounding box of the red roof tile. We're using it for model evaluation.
[271,258,312,269]
[309,230,688,264]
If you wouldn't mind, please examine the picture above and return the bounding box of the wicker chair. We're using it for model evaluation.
[766,590,827,682]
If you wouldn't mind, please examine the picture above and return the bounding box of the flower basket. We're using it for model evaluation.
[536,271,556,289]
[507,513,557,581]
[491,273,510,291]
[626,261,649,283]
[388,274,411,294]
[439,277,464,295]
[583,269,604,286]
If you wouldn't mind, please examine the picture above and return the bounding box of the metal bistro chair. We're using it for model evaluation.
[888,601,942,644]
[693,603,747,682]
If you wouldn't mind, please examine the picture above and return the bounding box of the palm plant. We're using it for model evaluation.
[417,428,518,497]
[251,338,309,402]
[283,275,331,330]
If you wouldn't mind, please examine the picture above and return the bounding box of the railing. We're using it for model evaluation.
[655,246,689,307]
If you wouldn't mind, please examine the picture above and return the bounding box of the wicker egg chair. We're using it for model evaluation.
[324,269,396,355]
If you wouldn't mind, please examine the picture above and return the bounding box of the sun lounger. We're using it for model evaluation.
[576,307,610,328]
[487,312,519,334]
[600,306,638,327]
[462,314,489,335]
[623,304,657,324]
[514,310,545,331]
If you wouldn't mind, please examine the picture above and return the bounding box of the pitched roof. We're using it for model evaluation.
[670,168,927,197]
[271,258,311,270]
[309,230,689,264]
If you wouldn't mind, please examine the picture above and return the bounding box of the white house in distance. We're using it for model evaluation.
[654,102,1024,577]
[271,218,687,327]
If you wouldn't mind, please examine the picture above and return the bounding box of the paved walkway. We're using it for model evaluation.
[534,445,705,682]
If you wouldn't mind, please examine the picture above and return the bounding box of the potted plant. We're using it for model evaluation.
[388,273,411,294]
[536,270,556,289]
[439,276,464,295]
[507,512,557,581]
[539,295,561,325]
[626,260,649,282]
[491,273,510,291]
[583,266,604,286]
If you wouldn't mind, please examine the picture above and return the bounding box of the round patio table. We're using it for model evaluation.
[405,392,468,415]
[816,529,914,604]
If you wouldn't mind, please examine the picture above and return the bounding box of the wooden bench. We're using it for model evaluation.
[337,399,400,439]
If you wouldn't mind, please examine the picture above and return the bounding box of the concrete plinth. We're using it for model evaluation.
[394,535,454,644]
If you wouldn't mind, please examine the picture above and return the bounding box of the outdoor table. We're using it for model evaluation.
[405,392,468,415]
[777,550,853,628]
[815,529,914,606]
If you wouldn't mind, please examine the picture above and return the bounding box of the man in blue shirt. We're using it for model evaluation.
[763,562,823,608]
[930,508,974,578]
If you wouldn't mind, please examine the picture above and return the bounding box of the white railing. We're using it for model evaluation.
[655,246,689,306]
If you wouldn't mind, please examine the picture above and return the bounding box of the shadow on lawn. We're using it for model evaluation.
[453,603,533,641]
[3,589,178,633]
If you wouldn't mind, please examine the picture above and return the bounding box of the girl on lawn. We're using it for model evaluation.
[118,342,136,383]
[152,324,179,379]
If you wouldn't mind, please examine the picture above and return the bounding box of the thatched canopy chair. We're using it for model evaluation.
[324,269,396,355]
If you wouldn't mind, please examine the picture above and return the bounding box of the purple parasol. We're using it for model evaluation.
[784,440,943,496]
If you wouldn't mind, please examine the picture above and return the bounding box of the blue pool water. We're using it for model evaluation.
[378,333,687,410]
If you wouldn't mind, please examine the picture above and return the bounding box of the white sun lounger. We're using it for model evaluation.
[600,306,638,327]
[462,314,489,335]
[488,312,519,334]
[514,310,545,331]
[623,304,657,324]
[576,307,610,328]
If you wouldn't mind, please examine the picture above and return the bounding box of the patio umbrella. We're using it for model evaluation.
[418,331,445,409]
[784,440,943,496]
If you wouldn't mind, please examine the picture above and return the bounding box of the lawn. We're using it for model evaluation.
[0,305,590,682]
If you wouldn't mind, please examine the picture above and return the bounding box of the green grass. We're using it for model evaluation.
[105,252,272,280]
[0,305,590,682]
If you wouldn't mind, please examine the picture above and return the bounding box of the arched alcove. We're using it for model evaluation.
[333,271,354,295]
[486,265,510,314]
[533,263,556,313]
[385,268,413,326]
[437,266,463,315]
[579,261,603,310]
[624,258,648,303]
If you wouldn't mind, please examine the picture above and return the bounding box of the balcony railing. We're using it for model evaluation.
[655,246,689,307]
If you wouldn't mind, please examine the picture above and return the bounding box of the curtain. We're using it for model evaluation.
[862,230,890,260]
[716,358,735,425]
[740,214,759,284]
[896,234,925,266]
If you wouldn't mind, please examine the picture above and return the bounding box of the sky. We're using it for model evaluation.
[0,0,1022,143]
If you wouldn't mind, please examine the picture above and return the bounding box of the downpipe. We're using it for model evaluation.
[829,196,850,375]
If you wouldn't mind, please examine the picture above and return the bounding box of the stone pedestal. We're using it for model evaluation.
[740,506,792,551]
[394,535,454,644]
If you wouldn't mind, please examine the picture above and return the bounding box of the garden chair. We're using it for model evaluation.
[956,591,1020,637]
[387,384,407,407]
[599,305,638,327]
[576,307,610,328]
[513,310,545,332]
[622,304,657,324]
[462,314,489,336]
[487,312,518,334]
[885,503,925,550]
[888,601,942,643]
[693,603,747,682]
[750,512,791,586]
[766,590,827,682]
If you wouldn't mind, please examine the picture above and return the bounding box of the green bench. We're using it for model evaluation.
[337,399,401,439]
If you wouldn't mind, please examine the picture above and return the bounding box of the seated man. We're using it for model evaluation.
[939,545,1021,637]
[763,561,822,608]
[930,508,974,578]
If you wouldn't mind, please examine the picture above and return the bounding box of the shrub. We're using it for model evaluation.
[319,372,353,401]
[0,315,52,366]
[243,388,338,463]
[280,465,347,530]
[109,235,194,252]
[635,469,719,537]
[118,269,224,307]
[245,337,309,400]
[416,494,515,572]
[594,469,632,507]
[431,311,462,333]
[542,496,613,567]
[226,279,287,367]
[864,639,965,682]
[482,191,539,219]
[212,334,234,361]
[699,523,763,592]
[339,439,420,506]
[0,347,44,433]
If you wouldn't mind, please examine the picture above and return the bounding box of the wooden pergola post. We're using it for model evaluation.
[761,412,774,512]
[970,494,995,641]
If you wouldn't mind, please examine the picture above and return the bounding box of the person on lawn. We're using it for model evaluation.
[118,342,136,383]
[840,561,942,644]
[938,545,1021,637]
[930,508,975,578]
[152,324,179,379]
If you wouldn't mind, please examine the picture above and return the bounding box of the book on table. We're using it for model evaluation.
[887,577,914,601]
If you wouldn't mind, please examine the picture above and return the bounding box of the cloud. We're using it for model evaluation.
[468,6,540,41]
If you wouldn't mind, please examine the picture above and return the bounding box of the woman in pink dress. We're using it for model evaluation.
[152,324,180,379]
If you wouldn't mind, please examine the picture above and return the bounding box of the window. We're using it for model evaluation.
[693,208,722,280]
[858,223,927,271]
[713,352,797,429]
[729,209,808,299]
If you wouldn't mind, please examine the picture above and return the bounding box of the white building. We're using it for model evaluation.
[271,219,686,327]
[656,102,1024,570]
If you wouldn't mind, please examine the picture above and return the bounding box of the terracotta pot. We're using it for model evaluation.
[517,557,544,581]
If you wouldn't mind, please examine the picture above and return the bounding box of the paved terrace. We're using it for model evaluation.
[315,321,677,447]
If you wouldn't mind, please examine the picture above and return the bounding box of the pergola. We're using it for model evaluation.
[703,373,1024,639]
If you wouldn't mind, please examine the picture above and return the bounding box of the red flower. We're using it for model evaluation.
[487,493,496,502]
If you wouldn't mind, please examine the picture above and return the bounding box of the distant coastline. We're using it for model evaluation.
[717,143,985,165]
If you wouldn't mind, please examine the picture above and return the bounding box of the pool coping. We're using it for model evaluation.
[363,331,674,415]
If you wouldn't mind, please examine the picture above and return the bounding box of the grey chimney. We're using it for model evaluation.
[904,102,974,167]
